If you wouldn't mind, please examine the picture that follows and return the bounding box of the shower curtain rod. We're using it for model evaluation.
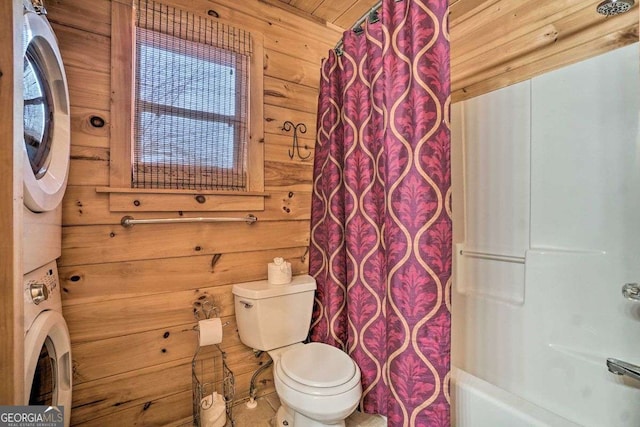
[334,0,383,52]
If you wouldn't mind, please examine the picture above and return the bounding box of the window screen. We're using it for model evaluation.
[134,0,252,190]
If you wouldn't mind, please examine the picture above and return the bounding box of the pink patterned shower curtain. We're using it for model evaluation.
[309,0,450,425]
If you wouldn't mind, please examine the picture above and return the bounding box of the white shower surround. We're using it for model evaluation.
[451,43,640,426]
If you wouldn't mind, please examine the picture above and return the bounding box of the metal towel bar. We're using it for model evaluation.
[120,214,257,227]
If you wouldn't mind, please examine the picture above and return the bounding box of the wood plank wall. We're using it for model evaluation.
[41,0,638,424]
[46,0,338,425]
[450,0,640,102]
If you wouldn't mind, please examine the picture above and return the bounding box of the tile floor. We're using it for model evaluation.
[230,393,387,427]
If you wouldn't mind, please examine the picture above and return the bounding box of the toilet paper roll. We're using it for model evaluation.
[268,257,292,285]
[198,318,223,346]
[201,392,226,427]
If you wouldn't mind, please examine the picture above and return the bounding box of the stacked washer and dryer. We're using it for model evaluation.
[20,0,72,425]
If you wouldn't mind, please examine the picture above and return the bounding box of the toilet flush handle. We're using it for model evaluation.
[239,300,253,309]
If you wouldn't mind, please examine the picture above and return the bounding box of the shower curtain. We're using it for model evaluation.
[308,0,450,425]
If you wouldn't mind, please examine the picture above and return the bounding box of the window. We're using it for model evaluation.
[133,1,251,190]
[107,0,265,209]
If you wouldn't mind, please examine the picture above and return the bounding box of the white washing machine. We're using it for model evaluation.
[23,261,72,424]
[20,1,72,425]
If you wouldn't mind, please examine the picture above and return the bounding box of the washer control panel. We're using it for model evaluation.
[25,266,57,303]
[24,260,62,333]
[28,281,50,304]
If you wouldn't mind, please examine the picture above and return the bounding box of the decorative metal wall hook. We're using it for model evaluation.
[283,121,311,161]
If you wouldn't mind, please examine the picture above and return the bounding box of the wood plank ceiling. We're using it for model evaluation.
[269,0,379,29]
[449,0,638,100]
[271,0,638,101]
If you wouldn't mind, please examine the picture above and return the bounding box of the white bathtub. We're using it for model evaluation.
[451,368,581,427]
[450,44,640,427]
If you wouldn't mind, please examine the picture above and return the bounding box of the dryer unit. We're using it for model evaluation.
[21,0,70,274]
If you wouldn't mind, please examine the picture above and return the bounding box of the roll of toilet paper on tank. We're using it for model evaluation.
[268,257,292,285]
[200,392,226,427]
[198,318,223,346]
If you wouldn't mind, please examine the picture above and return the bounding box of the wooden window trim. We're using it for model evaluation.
[109,1,266,212]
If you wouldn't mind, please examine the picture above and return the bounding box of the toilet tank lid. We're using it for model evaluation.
[232,274,316,299]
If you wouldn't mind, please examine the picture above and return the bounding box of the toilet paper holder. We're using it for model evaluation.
[191,296,235,427]
[193,296,220,321]
[192,296,230,332]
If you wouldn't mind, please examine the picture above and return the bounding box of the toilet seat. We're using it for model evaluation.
[276,342,361,396]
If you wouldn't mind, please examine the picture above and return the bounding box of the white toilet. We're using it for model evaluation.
[232,274,362,426]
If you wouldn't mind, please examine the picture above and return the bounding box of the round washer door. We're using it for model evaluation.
[24,310,72,426]
[22,7,70,213]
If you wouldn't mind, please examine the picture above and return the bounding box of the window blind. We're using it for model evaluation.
[133,0,252,190]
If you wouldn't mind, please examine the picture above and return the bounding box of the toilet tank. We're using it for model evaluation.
[232,275,316,351]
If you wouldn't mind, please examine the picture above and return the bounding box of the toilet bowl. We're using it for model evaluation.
[271,343,362,426]
[232,275,363,426]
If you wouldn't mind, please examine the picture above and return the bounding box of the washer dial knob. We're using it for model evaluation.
[29,282,49,305]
